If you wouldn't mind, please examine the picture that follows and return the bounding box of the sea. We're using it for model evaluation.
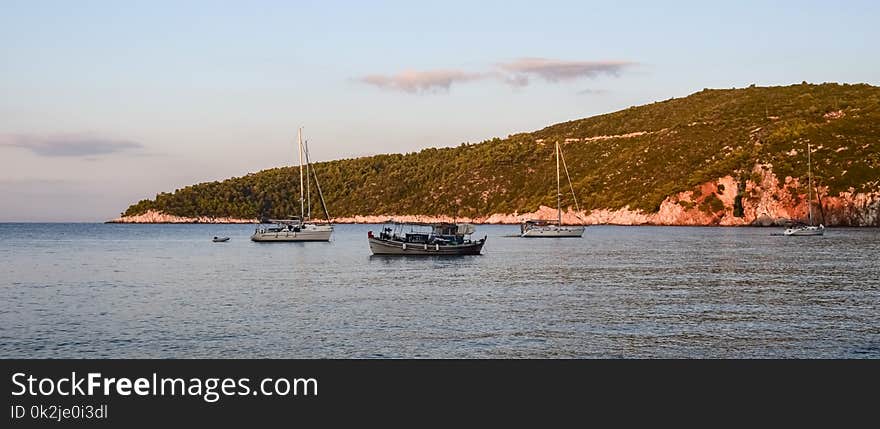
[1,223,878,358]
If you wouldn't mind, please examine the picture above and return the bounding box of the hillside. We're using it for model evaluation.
[117,82,880,226]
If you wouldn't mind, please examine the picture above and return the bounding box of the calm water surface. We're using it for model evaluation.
[1,223,878,358]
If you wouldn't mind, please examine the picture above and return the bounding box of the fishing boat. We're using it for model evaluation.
[367,222,487,255]
[784,142,825,236]
[252,127,334,242]
[520,141,585,237]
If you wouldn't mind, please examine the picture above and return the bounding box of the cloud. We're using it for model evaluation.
[360,69,486,93]
[0,134,143,157]
[497,58,635,83]
[498,73,530,88]
[0,178,73,186]
[576,88,610,95]
[358,58,636,94]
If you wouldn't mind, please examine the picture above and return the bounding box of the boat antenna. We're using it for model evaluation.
[807,141,813,226]
[303,139,332,223]
[298,127,305,221]
[556,141,561,226]
[558,142,581,220]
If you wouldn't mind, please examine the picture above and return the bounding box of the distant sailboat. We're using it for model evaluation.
[784,141,825,236]
[520,141,585,238]
[251,128,334,242]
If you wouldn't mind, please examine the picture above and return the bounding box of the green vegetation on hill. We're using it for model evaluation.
[123,83,880,219]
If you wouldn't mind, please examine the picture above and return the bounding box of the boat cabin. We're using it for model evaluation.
[405,233,430,243]
[523,219,551,226]
[521,219,553,233]
[375,222,475,245]
[255,218,304,234]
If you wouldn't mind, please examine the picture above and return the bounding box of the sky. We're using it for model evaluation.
[1,0,878,221]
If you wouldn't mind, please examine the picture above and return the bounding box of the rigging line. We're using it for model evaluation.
[556,141,561,225]
[558,143,581,214]
[297,127,305,220]
[814,174,826,225]
[305,139,311,220]
[807,141,813,225]
[303,140,332,223]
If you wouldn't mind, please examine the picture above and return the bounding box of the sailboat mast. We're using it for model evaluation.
[556,141,561,226]
[807,141,813,225]
[298,127,305,220]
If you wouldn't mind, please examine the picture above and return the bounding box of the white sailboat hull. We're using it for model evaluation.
[521,225,585,238]
[783,225,825,236]
[251,224,333,242]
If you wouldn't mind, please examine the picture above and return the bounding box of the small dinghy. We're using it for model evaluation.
[212,236,230,242]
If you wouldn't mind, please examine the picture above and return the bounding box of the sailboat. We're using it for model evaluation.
[251,128,334,242]
[784,141,825,236]
[520,141,585,238]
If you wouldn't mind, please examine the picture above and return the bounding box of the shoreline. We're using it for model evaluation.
[104,212,821,227]
[108,203,874,226]
[102,222,851,227]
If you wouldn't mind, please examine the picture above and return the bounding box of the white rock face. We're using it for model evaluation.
[108,210,257,224]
